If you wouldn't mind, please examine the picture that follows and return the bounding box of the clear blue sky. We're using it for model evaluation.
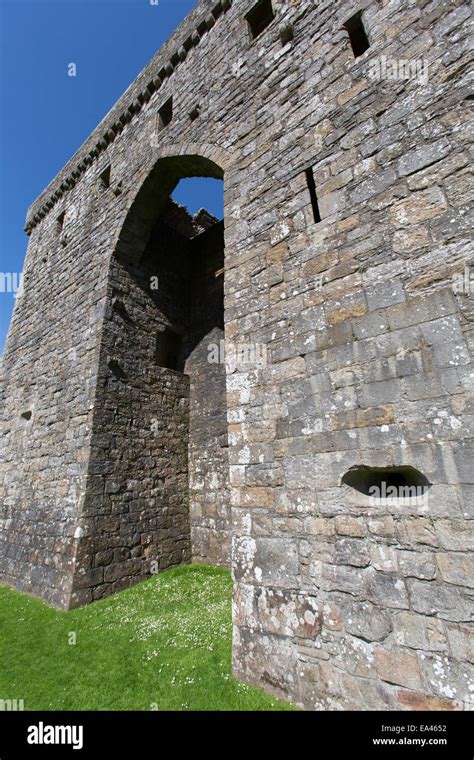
[0,0,224,354]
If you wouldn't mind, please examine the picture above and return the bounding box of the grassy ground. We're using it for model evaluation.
[0,565,292,711]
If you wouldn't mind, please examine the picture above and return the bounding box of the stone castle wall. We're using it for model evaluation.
[0,0,472,709]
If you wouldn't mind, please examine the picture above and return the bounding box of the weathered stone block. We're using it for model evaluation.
[437,553,474,588]
[397,690,462,711]
[335,538,370,567]
[397,139,451,177]
[255,587,321,639]
[398,550,436,580]
[370,545,398,573]
[393,611,448,652]
[446,624,474,663]
[345,600,392,642]
[409,580,471,622]
[323,564,366,596]
[419,653,474,704]
[232,536,299,588]
[366,571,409,609]
[375,647,422,690]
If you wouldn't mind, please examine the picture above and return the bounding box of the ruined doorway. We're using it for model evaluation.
[69,156,229,605]
[167,175,229,567]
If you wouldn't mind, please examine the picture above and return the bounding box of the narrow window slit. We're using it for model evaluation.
[344,11,370,58]
[305,168,321,224]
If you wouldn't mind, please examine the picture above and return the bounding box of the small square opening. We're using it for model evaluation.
[158,97,173,128]
[344,11,370,58]
[245,0,275,41]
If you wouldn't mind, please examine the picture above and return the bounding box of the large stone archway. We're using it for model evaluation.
[112,152,226,263]
[69,154,229,607]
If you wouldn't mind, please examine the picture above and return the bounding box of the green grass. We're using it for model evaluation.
[0,565,293,711]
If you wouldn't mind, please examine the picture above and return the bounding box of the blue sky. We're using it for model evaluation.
[0,0,224,354]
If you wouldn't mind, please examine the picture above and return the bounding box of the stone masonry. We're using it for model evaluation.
[0,0,472,710]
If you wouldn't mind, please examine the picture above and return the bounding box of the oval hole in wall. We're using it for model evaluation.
[342,465,431,499]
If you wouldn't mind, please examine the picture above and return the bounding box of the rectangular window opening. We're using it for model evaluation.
[245,0,275,40]
[155,327,184,371]
[305,168,321,224]
[56,211,65,233]
[158,97,173,128]
[344,11,370,58]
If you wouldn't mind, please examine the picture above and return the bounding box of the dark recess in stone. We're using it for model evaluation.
[99,166,111,189]
[158,97,173,128]
[305,167,321,224]
[246,0,275,41]
[20,411,32,421]
[344,11,370,58]
[279,22,294,46]
[56,211,65,232]
[189,105,200,121]
[155,326,185,371]
[342,465,431,496]
[112,298,133,323]
[107,359,127,381]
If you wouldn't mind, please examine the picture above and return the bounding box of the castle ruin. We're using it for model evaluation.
[0,0,472,710]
